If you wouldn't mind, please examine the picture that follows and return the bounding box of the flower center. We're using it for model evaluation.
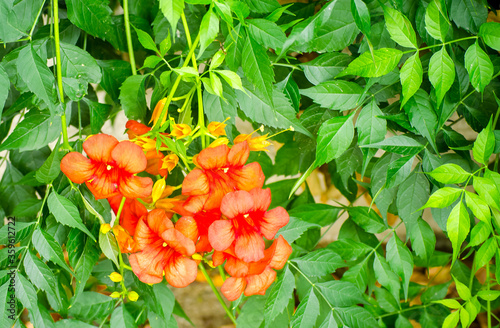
[106,165,113,171]
[223,167,229,173]
[162,242,168,247]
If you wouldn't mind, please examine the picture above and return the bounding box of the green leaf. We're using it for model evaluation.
[288,204,341,227]
[409,218,436,262]
[264,266,295,323]
[454,276,471,300]
[242,35,274,105]
[0,65,9,120]
[337,306,378,328]
[277,217,320,244]
[434,299,462,309]
[473,176,500,210]
[479,22,500,51]
[474,238,496,271]
[449,0,487,34]
[99,231,119,267]
[133,26,158,52]
[464,41,494,93]
[11,199,42,218]
[204,87,237,127]
[236,295,266,328]
[247,19,286,51]
[472,118,495,165]
[347,206,386,234]
[198,8,219,57]
[465,191,491,224]
[215,70,244,91]
[315,114,354,166]
[403,89,438,153]
[400,53,423,107]
[360,135,424,155]
[60,42,102,84]
[47,192,94,240]
[386,155,414,189]
[422,187,462,209]
[0,112,61,152]
[299,52,352,85]
[373,252,401,302]
[351,0,371,38]
[111,305,137,328]
[387,235,413,300]
[292,248,344,276]
[300,80,364,110]
[477,290,500,301]
[447,202,470,263]
[17,45,57,111]
[425,0,449,42]
[328,239,373,261]
[24,251,61,311]
[68,292,114,321]
[66,0,118,48]
[97,60,132,101]
[0,222,35,245]
[73,238,100,301]
[32,228,72,275]
[35,147,61,184]
[383,6,418,48]
[84,98,112,134]
[290,288,319,328]
[276,73,300,112]
[159,0,184,35]
[119,74,147,120]
[316,280,366,307]
[442,310,460,328]
[16,273,54,328]
[428,47,455,107]
[427,164,470,184]
[468,221,490,247]
[337,48,403,78]
[397,168,430,224]
[153,283,175,322]
[318,312,338,328]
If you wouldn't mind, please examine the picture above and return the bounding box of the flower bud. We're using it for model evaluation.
[110,291,121,298]
[161,154,179,172]
[207,121,227,137]
[171,124,192,139]
[192,253,203,260]
[100,224,112,234]
[152,179,166,204]
[208,137,229,148]
[128,291,139,302]
[109,272,123,282]
[150,98,168,126]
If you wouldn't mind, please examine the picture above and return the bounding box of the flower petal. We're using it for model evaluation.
[228,162,265,191]
[212,251,226,267]
[208,220,235,251]
[260,207,289,240]
[244,267,276,296]
[119,175,153,199]
[112,141,147,173]
[60,152,94,184]
[86,169,119,199]
[234,231,265,262]
[126,120,150,138]
[161,228,196,256]
[225,256,250,277]
[249,188,271,212]
[220,190,254,219]
[129,243,167,284]
[221,277,246,301]
[196,144,229,170]
[269,235,293,270]
[182,169,209,196]
[164,255,198,288]
[227,141,249,167]
[146,209,174,235]
[83,134,118,163]
[175,216,199,242]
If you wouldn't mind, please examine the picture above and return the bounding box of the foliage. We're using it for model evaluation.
[1,0,500,327]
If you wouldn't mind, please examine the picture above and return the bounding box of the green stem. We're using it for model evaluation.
[29,0,46,40]
[403,36,478,54]
[487,262,491,328]
[197,83,206,148]
[375,304,430,319]
[198,263,237,324]
[78,101,82,141]
[114,196,127,227]
[122,0,137,75]
[153,34,201,131]
[53,0,72,151]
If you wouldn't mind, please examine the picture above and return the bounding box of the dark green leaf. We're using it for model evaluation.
[292,248,344,276]
[299,53,352,85]
[32,228,72,274]
[153,283,175,322]
[0,65,9,120]
[60,42,102,84]
[347,206,386,234]
[119,74,147,120]
[337,307,377,328]
[449,0,487,34]
[242,35,274,105]
[47,192,94,240]
[373,252,400,301]
[277,217,320,244]
[111,305,137,328]
[97,60,132,101]
[68,292,114,321]
[337,48,403,78]
[404,89,438,152]
[464,41,494,93]
[397,168,429,224]
[409,218,435,262]
[316,280,366,307]
[288,204,341,227]
[264,266,295,323]
[24,251,61,311]
[387,235,413,300]
[300,80,364,110]
[385,155,414,189]
[73,238,100,301]
[0,222,35,245]
[84,98,111,134]
[290,288,320,328]
[247,19,286,51]
[11,199,41,218]
[315,114,354,166]
[351,0,371,38]
[327,239,373,261]
[360,135,424,155]
[35,147,61,184]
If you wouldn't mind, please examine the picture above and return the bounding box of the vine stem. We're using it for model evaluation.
[198,263,237,324]
[53,0,72,151]
[114,196,127,227]
[122,0,137,75]
[402,36,478,55]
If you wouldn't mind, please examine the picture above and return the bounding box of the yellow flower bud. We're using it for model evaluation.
[171,123,192,139]
[207,121,227,137]
[150,98,168,127]
[109,272,123,282]
[110,291,121,298]
[208,137,229,148]
[207,260,215,268]
[192,253,203,260]
[100,224,112,234]
[161,154,179,172]
[152,179,166,204]
[128,291,139,302]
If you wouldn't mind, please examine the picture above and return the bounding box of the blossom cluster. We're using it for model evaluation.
[60,108,291,301]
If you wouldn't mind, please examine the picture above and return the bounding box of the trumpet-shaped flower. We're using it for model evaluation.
[171,123,191,139]
[207,121,227,137]
[61,134,153,199]
[182,142,265,211]
[234,133,271,151]
[129,209,198,287]
[208,188,289,262]
[108,194,148,236]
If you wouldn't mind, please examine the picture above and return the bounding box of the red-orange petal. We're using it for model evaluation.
[235,231,265,262]
[146,209,174,235]
[260,207,289,240]
[249,188,271,212]
[86,175,119,199]
[112,141,147,174]
[119,175,153,199]
[129,244,166,284]
[83,134,118,163]
[228,162,265,191]
[269,235,292,270]
[244,267,276,296]
[164,256,198,288]
[182,169,209,196]
[225,256,250,277]
[208,220,235,251]
[212,251,226,267]
[161,228,196,257]
[220,190,254,219]
[175,216,199,242]
[60,152,94,184]
[227,141,249,167]
[126,120,150,139]
[221,277,246,301]
[196,144,230,170]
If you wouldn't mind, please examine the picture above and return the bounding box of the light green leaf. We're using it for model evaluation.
[99,231,119,267]
[264,266,295,323]
[479,22,500,51]
[337,48,403,78]
[427,164,470,184]
[351,0,371,38]
[215,70,243,91]
[425,0,449,42]
[428,47,455,107]
[472,118,495,165]
[409,218,435,262]
[119,74,147,120]
[383,6,418,48]
[443,310,460,328]
[422,187,461,209]
[159,0,185,35]
[242,35,274,105]
[468,221,490,247]
[447,202,470,263]
[454,276,471,300]
[0,65,9,120]
[477,290,500,301]
[290,288,320,328]
[474,238,496,271]
[465,191,491,224]
[32,228,72,274]
[292,248,344,276]
[464,41,494,93]
[73,239,100,301]
[434,299,461,309]
[198,8,219,57]
[400,53,423,107]
[153,283,175,322]
[47,192,95,240]
[315,114,354,166]
[387,235,413,300]
[473,176,500,210]
[300,80,364,110]
[133,26,158,52]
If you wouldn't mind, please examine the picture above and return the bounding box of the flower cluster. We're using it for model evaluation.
[60,109,291,300]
